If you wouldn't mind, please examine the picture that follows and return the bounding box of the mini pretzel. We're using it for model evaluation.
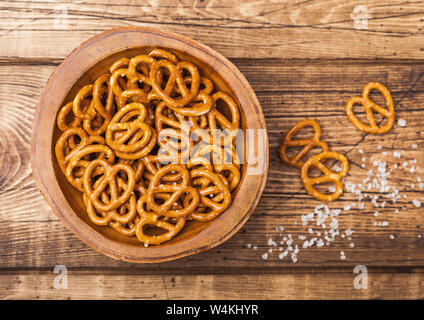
[57,102,82,132]
[146,164,199,217]
[135,195,186,245]
[83,177,137,226]
[73,84,96,120]
[55,128,105,175]
[301,151,349,202]
[65,144,115,191]
[106,103,157,158]
[150,60,200,109]
[187,169,231,222]
[279,119,329,168]
[83,159,136,212]
[208,92,240,145]
[346,82,395,134]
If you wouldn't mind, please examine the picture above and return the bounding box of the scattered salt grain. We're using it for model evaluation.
[412,200,421,208]
[398,119,406,127]
[393,151,401,158]
[349,242,355,248]
[246,243,252,248]
[262,253,268,260]
[278,252,288,259]
[412,144,418,149]
[377,146,383,150]
[340,251,346,260]
[344,204,352,211]
[359,149,364,154]
[390,235,395,239]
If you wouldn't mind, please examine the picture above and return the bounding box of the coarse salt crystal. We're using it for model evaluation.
[377,146,383,150]
[262,253,268,260]
[412,200,421,208]
[393,151,401,158]
[390,235,395,239]
[398,119,406,127]
[359,149,364,154]
[344,204,352,211]
[412,144,418,149]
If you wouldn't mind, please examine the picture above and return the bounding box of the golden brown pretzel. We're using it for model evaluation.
[187,169,231,222]
[346,82,395,134]
[135,195,186,245]
[146,164,199,217]
[208,91,240,146]
[55,127,106,175]
[73,84,96,120]
[150,59,200,108]
[65,144,115,191]
[279,119,329,168]
[300,151,349,202]
[106,103,157,159]
[83,177,137,226]
[57,102,82,132]
[83,159,136,212]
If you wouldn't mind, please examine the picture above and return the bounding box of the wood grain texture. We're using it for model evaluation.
[1,61,424,269]
[1,268,424,299]
[1,0,424,299]
[0,0,423,60]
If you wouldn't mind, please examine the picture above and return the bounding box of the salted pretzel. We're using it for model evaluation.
[55,50,243,245]
[135,195,186,245]
[83,159,136,212]
[106,103,157,159]
[207,92,240,146]
[83,177,137,226]
[186,169,231,222]
[150,59,200,109]
[279,119,329,168]
[55,128,106,175]
[146,164,199,217]
[346,82,395,134]
[300,151,349,202]
[57,102,82,132]
[65,145,115,191]
[73,84,96,120]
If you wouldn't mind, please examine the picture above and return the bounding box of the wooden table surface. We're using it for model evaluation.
[1,0,424,299]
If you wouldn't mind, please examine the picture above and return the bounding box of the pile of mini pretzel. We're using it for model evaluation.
[55,49,241,245]
[279,81,395,202]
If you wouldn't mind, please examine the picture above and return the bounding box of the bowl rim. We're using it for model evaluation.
[31,26,268,263]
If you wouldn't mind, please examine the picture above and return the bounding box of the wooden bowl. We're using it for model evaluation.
[31,27,268,263]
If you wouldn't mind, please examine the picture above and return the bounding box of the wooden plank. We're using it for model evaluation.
[1,60,424,268]
[0,0,423,60]
[1,268,424,299]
